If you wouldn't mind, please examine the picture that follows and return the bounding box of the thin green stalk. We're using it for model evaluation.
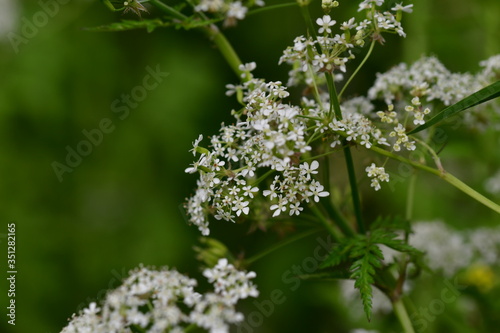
[368,145,500,214]
[343,146,365,233]
[250,169,275,186]
[405,172,417,241]
[443,173,500,214]
[393,298,416,333]
[148,0,187,20]
[309,205,341,241]
[244,228,322,265]
[325,71,366,233]
[323,198,355,237]
[322,155,355,236]
[325,72,339,119]
[148,0,244,78]
[299,2,319,43]
[201,25,245,79]
[406,173,416,221]
[247,2,298,16]
[338,39,376,99]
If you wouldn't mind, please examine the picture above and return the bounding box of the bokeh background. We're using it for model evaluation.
[0,0,499,332]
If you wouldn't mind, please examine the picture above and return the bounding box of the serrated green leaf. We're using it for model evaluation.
[349,243,383,321]
[408,80,500,134]
[369,215,410,233]
[84,19,171,33]
[370,228,422,256]
[319,240,355,269]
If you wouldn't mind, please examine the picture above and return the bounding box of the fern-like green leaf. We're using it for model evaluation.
[369,227,422,257]
[319,239,356,269]
[349,242,384,321]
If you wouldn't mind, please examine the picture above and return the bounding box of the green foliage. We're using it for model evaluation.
[349,241,383,321]
[320,217,421,320]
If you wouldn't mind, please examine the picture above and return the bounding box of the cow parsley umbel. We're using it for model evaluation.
[61,259,258,333]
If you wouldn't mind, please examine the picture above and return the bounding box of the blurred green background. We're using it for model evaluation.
[0,0,499,332]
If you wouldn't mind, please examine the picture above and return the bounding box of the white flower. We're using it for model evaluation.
[340,18,356,30]
[306,181,330,202]
[61,263,258,333]
[391,3,414,13]
[227,1,247,20]
[316,15,336,34]
[299,160,320,179]
[270,197,288,217]
[365,163,389,191]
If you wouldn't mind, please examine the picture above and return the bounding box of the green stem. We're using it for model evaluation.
[406,173,417,222]
[250,169,275,186]
[323,198,355,237]
[368,145,500,214]
[148,0,244,78]
[443,173,500,214]
[299,3,319,43]
[325,72,339,119]
[243,228,321,265]
[325,72,366,234]
[309,205,341,241]
[338,39,376,99]
[201,25,245,79]
[343,145,365,233]
[247,2,298,16]
[393,298,416,333]
[148,0,187,20]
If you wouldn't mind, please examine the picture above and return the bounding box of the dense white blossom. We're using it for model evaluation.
[61,259,258,333]
[410,221,500,277]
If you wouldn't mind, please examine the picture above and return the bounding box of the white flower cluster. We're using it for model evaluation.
[330,104,389,149]
[365,163,389,191]
[185,64,330,235]
[194,0,264,25]
[410,221,500,277]
[476,54,500,85]
[280,1,412,87]
[61,259,258,333]
[368,56,482,106]
[264,161,330,217]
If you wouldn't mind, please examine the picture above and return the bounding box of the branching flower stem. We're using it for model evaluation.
[368,145,500,214]
[298,1,367,234]
[148,0,245,78]
[243,228,322,265]
[309,204,341,241]
[338,39,376,99]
